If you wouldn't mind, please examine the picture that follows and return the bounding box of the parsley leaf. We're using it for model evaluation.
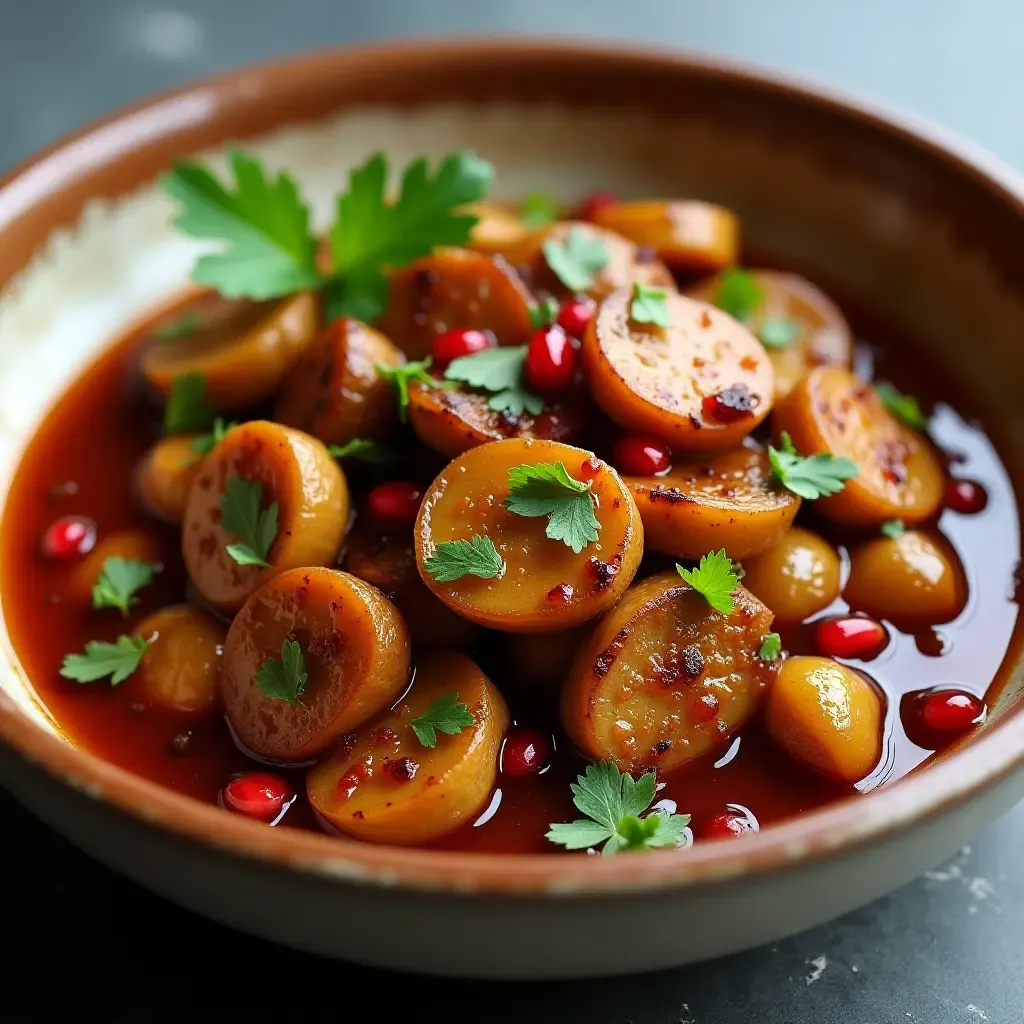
[410,692,476,748]
[92,558,157,616]
[677,549,739,615]
[424,535,505,584]
[758,318,799,350]
[768,431,859,500]
[378,357,448,422]
[162,150,322,300]
[520,192,559,228]
[443,346,545,416]
[713,268,763,321]
[164,373,217,435]
[60,636,149,686]
[881,518,906,539]
[487,386,545,417]
[327,438,397,464]
[528,296,559,330]
[875,382,926,430]
[542,227,610,291]
[152,309,199,341]
[255,638,308,705]
[327,151,493,321]
[546,761,690,856]
[759,632,782,661]
[219,476,279,567]
[191,417,237,456]
[630,282,671,328]
[504,462,599,554]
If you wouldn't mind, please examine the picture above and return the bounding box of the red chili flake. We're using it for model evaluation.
[701,384,756,422]
[587,556,620,590]
[336,763,371,799]
[578,457,603,483]
[546,583,574,604]
[386,757,420,782]
[694,692,720,722]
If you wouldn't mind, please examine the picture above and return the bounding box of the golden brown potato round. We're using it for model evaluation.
[686,270,853,399]
[307,650,508,845]
[773,367,944,525]
[592,200,738,274]
[182,421,349,613]
[222,567,411,761]
[561,571,777,774]
[415,438,643,633]
[583,289,774,451]
[274,316,404,445]
[844,530,966,626]
[462,201,531,254]
[136,434,204,522]
[141,292,319,409]
[624,442,799,560]
[742,527,842,624]
[765,656,883,783]
[132,604,225,714]
[68,529,164,605]
[376,247,534,359]
[407,380,590,459]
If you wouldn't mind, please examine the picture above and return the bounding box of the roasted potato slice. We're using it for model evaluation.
[136,434,204,523]
[561,571,777,774]
[182,421,348,613]
[773,367,944,525]
[462,200,531,254]
[624,441,799,560]
[222,567,411,761]
[141,292,319,409]
[415,438,642,632]
[583,289,774,451]
[306,650,509,845]
[274,317,404,445]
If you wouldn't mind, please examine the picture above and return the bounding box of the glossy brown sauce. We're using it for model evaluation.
[1,279,1020,854]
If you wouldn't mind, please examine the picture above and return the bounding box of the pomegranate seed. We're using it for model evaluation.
[525,325,576,393]
[546,583,574,604]
[223,772,294,823]
[694,692,720,722]
[367,482,423,527]
[921,689,985,733]
[41,515,96,559]
[432,328,494,370]
[816,617,888,660]
[613,433,672,476]
[370,727,397,747]
[336,762,371,800]
[579,190,618,221]
[945,478,988,515]
[557,295,597,337]
[578,457,603,483]
[587,556,620,590]
[501,729,550,777]
[701,384,755,423]
[702,807,759,839]
[386,757,419,782]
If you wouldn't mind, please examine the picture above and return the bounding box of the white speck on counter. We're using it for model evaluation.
[804,955,827,985]
[678,1002,695,1024]
[966,1006,989,1020]
[967,877,995,901]
[127,10,204,60]
[851,965,861,973]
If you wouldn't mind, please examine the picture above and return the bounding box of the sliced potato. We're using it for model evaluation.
[462,201,530,254]
[142,292,319,409]
[136,434,203,522]
[773,367,944,525]
[583,288,774,451]
[844,529,966,625]
[274,316,404,445]
[376,247,534,359]
[591,200,738,274]
[561,571,777,774]
[182,421,348,613]
[415,438,642,633]
[765,655,883,783]
[624,441,799,560]
[222,567,411,761]
[68,529,164,605]
[686,270,853,399]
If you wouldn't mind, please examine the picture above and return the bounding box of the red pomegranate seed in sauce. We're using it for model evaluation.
[557,295,597,337]
[577,457,603,483]
[546,583,574,604]
[816,617,888,660]
[945,478,988,515]
[921,689,986,733]
[702,806,759,839]
[525,324,576,393]
[432,328,494,370]
[386,757,420,782]
[578,191,618,222]
[701,384,755,423]
[223,772,294,823]
[41,515,97,559]
[694,692,720,722]
[501,729,551,777]
[367,482,423,527]
[612,433,672,476]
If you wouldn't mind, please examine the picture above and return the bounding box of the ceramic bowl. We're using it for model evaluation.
[2,41,1024,980]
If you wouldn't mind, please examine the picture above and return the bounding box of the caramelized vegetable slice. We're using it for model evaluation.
[743,527,842,624]
[462,201,530,254]
[624,441,799,560]
[132,604,225,714]
[307,650,508,845]
[408,380,590,459]
[415,438,643,632]
[765,656,883,783]
[584,289,774,450]
[561,571,776,774]
[274,316,404,445]
[136,434,204,522]
[68,529,164,605]
[686,270,853,399]
[773,367,943,525]
[141,292,319,409]
[591,200,738,274]
[182,421,348,612]
[844,529,966,625]
[222,567,411,761]
[376,247,534,359]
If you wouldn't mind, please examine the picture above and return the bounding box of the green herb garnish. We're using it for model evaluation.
[758,633,782,661]
[630,282,671,328]
[423,536,505,584]
[503,462,599,554]
[768,432,859,500]
[152,309,200,341]
[191,417,237,456]
[713,268,763,321]
[676,550,739,616]
[875,382,926,430]
[542,227,609,292]
[520,192,560,228]
[326,438,397,464]
[60,636,149,686]
[443,346,544,416]
[528,296,559,330]
[92,558,157,616]
[219,476,279,568]
[881,518,906,539]
[410,692,476,748]
[757,318,799,350]
[255,639,308,705]
[164,373,217,436]
[377,357,449,422]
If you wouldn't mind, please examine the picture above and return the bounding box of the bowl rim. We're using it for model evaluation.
[2,36,1023,896]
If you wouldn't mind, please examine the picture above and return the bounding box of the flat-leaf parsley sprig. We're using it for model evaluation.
[503,462,600,554]
[630,282,671,328]
[424,536,505,584]
[219,476,279,567]
[443,346,545,417]
[874,382,926,430]
[768,432,858,500]
[542,227,610,292]
[377,357,450,422]
[255,638,308,705]
[410,693,476,748]
[60,635,149,687]
[676,549,739,615]
[91,557,158,616]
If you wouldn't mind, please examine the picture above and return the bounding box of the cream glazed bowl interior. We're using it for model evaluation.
[2,42,1024,979]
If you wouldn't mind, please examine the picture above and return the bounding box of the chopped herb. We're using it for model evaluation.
[486,386,545,417]
[520,192,560,228]
[410,692,476,748]
[327,438,397,464]
[255,638,308,705]
[60,636,149,686]
[676,550,739,616]
[881,518,906,539]
[191,417,237,456]
[528,296,559,330]
[713,268,763,321]
[92,557,157,616]
[164,373,217,435]
[377,357,449,422]
[759,632,782,661]
[219,476,279,567]
[546,761,690,856]
[152,308,200,341]
[768,432,859,500]
[504,462,599,554]
[757,318,799,350]
[630,282,671,328]
[542,227,609,292]
[424,535,505,583]
[875,382,926,430]
[443,345,545,416]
